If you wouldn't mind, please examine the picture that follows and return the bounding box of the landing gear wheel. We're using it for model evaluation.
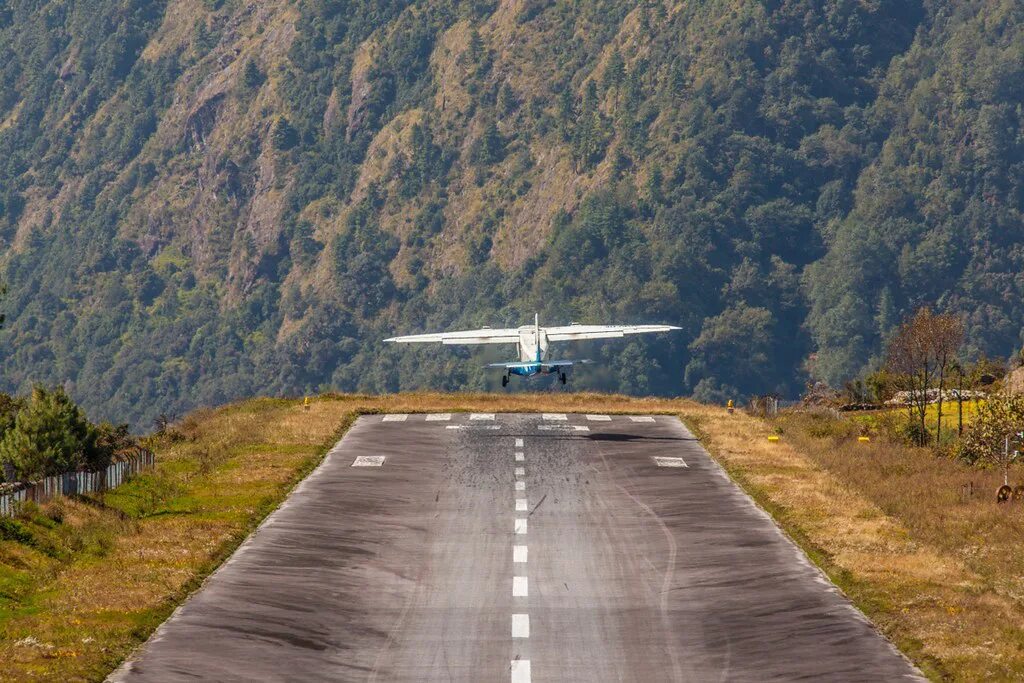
[997,484,1013,503]
[502,375,509,388]
[559,372,567,385]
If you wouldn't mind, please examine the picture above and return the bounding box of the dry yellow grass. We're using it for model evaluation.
[686,405,1024,680]
[0,393,1019,680]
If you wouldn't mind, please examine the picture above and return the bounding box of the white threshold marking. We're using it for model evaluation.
[537,424,589,432]
[382,414,407,422]
[515,481,526,491]
[513,545,528,563]
[630,416,656,422]
[586,414,611,421]
[515,467,525,476]
[512,614,530,638]
[512,576,529,597]
[515,518,528,534]
[352,456,385,467]
[511,659,531,683]
[515,452,525,461]
[541,413,567,421]
[654,456,688,468]
[515,438,524,448]
[470,413,495,420]
[425,413,451,421]
[516,498,528,511]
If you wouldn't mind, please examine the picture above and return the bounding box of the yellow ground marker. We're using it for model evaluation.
[858,436,870,443]
[767,435,780,443]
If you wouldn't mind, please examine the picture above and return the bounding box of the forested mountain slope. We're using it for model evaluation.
[0,0,1020,428]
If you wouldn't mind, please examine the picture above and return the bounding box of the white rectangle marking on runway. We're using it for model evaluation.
[513,576,529,597]
[630,416,656,422]
[654,456,688,468]
[515,518,528,534]
[515,452,525,461]
[381,414,407,422]
[586,414,611,421]
[511,659,531,683]
[515,481,526,491]
[352,456,386,467]
[512,614,530,638]
[446,424,501,430]
[542,413,567,421]
[513,545,528,563]
[516,498,528,511]
[515,467,525,476]
[470,413,495,420]
[537,424,590,431]
[515,438,524,447]
[425,413,451,421]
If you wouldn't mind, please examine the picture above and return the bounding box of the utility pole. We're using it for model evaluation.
[957,364,964,436]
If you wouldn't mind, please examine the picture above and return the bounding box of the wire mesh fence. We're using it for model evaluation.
[0,448,155,517]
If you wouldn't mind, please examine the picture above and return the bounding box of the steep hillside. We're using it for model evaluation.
[0,0,1020,427]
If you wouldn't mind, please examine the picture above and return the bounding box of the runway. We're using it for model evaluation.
[110,413,922,682]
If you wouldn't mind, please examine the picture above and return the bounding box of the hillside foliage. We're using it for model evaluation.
[0,0,1021,427]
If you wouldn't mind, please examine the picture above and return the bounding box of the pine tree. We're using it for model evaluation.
[0,387,99,480]
[271,116,299,151]
[241,59,264,91]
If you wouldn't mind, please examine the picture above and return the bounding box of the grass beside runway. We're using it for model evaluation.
[0,392,1017,680]
[682,404,1024,682]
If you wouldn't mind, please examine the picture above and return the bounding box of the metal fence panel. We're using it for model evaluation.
[0,450,155,517]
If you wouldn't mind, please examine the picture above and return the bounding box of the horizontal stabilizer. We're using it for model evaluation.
[486,360,592,369]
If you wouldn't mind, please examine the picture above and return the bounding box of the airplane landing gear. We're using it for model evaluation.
[559,372,567,385]
[502,374,509,388]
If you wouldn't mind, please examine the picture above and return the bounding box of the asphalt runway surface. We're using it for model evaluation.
[109,413,922,682]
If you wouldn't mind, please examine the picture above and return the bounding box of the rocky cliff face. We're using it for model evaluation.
[0,0,1020,427]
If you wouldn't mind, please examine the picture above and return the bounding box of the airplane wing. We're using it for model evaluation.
[545,324,681,342]
[384,327,520,345]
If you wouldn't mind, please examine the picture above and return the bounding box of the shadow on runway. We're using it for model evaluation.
[585,433,696,442]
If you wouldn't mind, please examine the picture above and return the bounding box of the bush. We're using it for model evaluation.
[956,394,1024,466]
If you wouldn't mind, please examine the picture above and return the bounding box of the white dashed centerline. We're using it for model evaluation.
[381,414,407,422]
[586,414,611,421]
[470,413,495,420]
[425,413,451,421]
[512,614,530,638]
[511,431,530,683]
[511,659,531,683]
[630,415,656,422]
[542,413,567,421]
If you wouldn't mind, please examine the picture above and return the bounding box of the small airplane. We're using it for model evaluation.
[384,314,681,386]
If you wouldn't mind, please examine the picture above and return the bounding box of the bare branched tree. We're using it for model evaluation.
[885,307,964,446]
[932,313,965,444]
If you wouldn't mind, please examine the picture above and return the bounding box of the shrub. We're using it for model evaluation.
[956,394,1024,466]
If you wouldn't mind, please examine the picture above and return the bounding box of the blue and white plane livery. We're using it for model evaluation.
[384,314,681,386]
